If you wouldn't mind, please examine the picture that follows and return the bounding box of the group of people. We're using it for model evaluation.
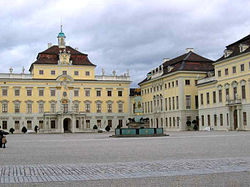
[0,128,9,148]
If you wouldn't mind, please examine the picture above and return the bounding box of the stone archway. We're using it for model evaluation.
[63,118,71,133]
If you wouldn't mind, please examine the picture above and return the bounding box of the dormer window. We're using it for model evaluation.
[224,49,233,58]
[239,44,249,53]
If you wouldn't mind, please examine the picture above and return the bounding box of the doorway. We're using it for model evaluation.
[63,118,71,132]
[233,110,238,130]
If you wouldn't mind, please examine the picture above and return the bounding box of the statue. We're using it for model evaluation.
[9,67,13,74]
[127,69,130,76]
[22,67,25,74]
[112,70,116,76]
[102,68,105,75]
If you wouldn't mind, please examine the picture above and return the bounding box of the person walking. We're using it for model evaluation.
[0,129,9,148]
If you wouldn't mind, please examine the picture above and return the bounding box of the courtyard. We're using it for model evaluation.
[0,131,250,186]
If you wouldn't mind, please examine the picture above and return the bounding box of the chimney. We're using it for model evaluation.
[163,58,170,63]
[186,48,194,53]
[48,43,52,48]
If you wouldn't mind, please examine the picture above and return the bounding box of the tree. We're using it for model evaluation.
[93,125,98,130]
[22,126,27,133]
[9,128,15,134]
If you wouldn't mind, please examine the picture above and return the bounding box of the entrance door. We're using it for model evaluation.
[233,110,238,130]
[63,118,71,132]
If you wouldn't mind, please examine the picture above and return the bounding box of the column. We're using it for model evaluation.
[71,116,76,133]
[237,108,241,130]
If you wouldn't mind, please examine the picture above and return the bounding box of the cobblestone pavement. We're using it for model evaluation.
[0,157,250,184]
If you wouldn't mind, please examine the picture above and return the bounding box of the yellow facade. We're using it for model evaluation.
[0,30,130,133]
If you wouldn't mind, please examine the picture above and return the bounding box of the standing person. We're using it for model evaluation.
[34,125,39,133]
[0,130,9,148]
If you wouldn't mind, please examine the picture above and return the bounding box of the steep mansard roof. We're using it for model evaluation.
[29,45,96,71]
[139,51,214,85]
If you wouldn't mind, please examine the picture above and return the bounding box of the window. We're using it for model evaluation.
[2,88,7,96]
[220,114,223,126]
[177,117,180,127]
[96,90,101,97]
[27,89,32,96]
[74,103,79,112]
[226,88,229,101]
[97,120,101,128]
[240,64,244,71]
[176,96,179,109]
[51,120,56,129]
[165,98,167,111]
[242,85,246,99]
[85,90,90,97]
[206,92,210,104]
[63,92,67,97]
[172,82,174,87]
[39,103,44,113]
[74,71,79,76]
[232,66,236,73]
[213,91,216,103]
[195,80,198,85]
[214,114,217,126]
[39,89,44,96]
[186,95,191,109]
[118,119,123,127]
[207,115,210,126]
[63,71,67,75]
[39,70,44,75]
[165,84,167,89]
[2,121,7,129]
[15,121,20,130]
[118,103,123,113]
[51,70,55,75]
[27,121,32,130]
[169,97,171,110]
[63,104,68,113]
[50,89,56,97]
[169,117,172,127]
[107,90,112,97]
[233,87,237,100]
[27,103,32,113]
[76,120,79,128]
[86,120,90,128]
[15,89,20,96]
[108,120,112,127]
[176,80,178,86]
[200,94,204,105]
[243,112,247,126]
[165,118,168,127]
[85,103,90,113]
[201,115,204,126]
[39,120,43,129]
[2,102,8,113]
[50,103,56,113]
[195,95,198,109]
[185,80,190,85]
[225,68,228,75]
[74,90,79,97]
[97,103,102,113]
[172,97,175,110]
[219,90,222,102]
[15,103,20,113]
[218,70,221,77]
[227,113,229,126]
[173,117,175,127]
[118,90,123,97]
[85,71,90,76]
[107,103,112,113]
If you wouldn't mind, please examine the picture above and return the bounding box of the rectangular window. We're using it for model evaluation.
[15,121,20,130]
[51,70,55,75]
[243,112,247,126]
[97,103,102,113]
[195,80,198,85]
[108,120,112,127]
[232,66,236,73]
[15,89,20,96]
[39,89,44,96]
[27,120,32,130]
[225,68,228,75]
[226,88,229,101]
[85,71,90,76]
[118,103,123,113]
[172,82,174,87]
[172,97,175,110]
[169,97,171,110]
[85,103,90,113]
[118,90,123,97]
[165,117,168,127]
[242,85,246,99]
[86,120,90,128]
[173,117,175,127]
[74,103,79,112]
[201,115,204,126]
[63,104,68,113]
[177,117,180,127]
[2,103,8,113]
[220,114,223,126]
[213,91,216,103]
[219,90,222,102]
[227,113,229,126]
[96,90,101,97]
[27,103,32,113]
[107,90,112,97]
[2,88,7,96]
[119,119,123,127]
[169,117,172,127]
[39,103,44,113]
[200,94,204,105]
[39,70,44,75]
[214,114,217,126]
[186,95,191,109]
[185,80,190,85]
[97,120,101,128]
[74,71,79,76]
[233,87,237,100]
[50,103,56,113]
[195,95,198,109]
[176,96,179,109]
[50,89,56,96]
[206,92,210,104]
[240,64,244,71]
[51,120,56,129]
[27,89,32,96]
[85,90,90,97]
[218,70,221,77]
[2,121,7,129]
[74,90,79,97]
[176,80,178,86]
[76,120,79,128]
[63,71,67,75]
[107,103,112,113]
[207,115,210,126]
[15,103,20,113]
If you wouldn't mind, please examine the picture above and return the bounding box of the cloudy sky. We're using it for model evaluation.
[0,0,249,87]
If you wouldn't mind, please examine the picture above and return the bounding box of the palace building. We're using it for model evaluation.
[198,34,250,130]
[0,28,130,133]
[139,49,214,130]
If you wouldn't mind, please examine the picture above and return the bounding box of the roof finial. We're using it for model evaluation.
[60,24,63,33]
